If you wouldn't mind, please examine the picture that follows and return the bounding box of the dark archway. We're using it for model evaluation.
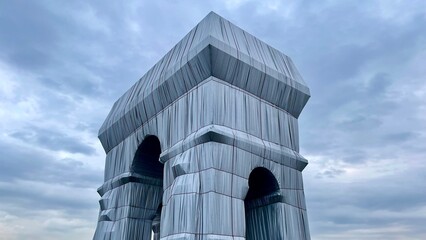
[132,135,163,178]
[245,167,281,240]
[245,167,280,201]
[132,135,164,240]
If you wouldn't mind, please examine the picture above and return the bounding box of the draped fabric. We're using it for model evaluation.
[93,12,311,240]
[98,12,309,154]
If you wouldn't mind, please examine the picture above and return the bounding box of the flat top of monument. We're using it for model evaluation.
[190,11,307,85]
[99,11,310,139]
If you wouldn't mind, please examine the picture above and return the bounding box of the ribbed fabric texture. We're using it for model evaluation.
[94,12,311,240]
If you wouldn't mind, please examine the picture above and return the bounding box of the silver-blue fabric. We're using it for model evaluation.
[94,12,311,240]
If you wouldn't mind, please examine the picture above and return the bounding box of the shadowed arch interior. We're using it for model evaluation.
[132,135,163,179]
[245,167,279,201]
[245,167,281,240]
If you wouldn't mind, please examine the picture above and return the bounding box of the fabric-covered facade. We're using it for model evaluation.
[93,12,311,240]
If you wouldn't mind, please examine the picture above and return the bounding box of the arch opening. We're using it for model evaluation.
[244,167,281,240]
[132,135,163,179]
[245,167,279,201]
[132,135,164,240]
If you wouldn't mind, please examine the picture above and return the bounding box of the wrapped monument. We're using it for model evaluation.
[93,11,311,240]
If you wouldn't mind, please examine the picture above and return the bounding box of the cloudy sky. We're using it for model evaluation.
[1,0,425,239]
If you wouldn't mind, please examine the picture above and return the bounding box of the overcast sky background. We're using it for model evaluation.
[0,1,425,239]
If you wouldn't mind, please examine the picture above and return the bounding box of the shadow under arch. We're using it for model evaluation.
[244,167,282,240]
[245,167,280,201]
[131,135,164,240]
[132,135,163,179]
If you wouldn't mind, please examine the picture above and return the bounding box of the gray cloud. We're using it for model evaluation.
[9,126,96,155]
[306,165,426,238]
[0,1,63,71]
[315,167,346,178]
[0,139,101,187]
[0,139,101,240]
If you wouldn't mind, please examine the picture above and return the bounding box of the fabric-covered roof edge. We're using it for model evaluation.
[98,11,310,148]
